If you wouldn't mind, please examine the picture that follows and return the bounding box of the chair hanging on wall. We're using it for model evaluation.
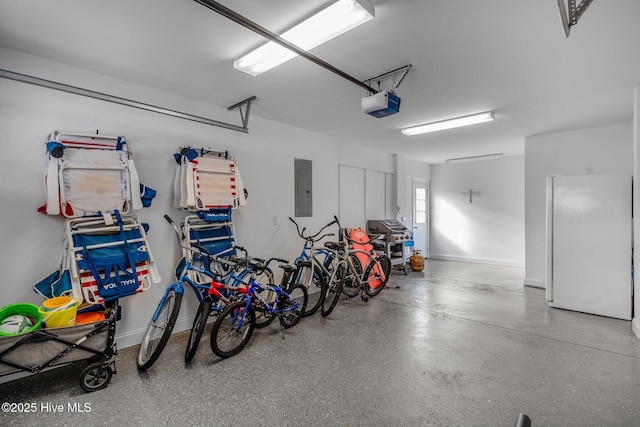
[39,130,155,217]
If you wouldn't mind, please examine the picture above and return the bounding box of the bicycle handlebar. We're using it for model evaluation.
[234,245,248,257]
[289,217,338,242]
[243,256,290,276]
[165,214,188,250]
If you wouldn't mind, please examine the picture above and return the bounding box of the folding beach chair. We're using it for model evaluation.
[173,147,246,211]
[66,212,161,304]
[180,208,236,284]
[40,131,152,217]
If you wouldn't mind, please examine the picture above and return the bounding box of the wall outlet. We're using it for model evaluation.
[586,165,593,174]
[272,216,278,225]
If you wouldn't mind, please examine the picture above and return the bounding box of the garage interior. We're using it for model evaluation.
[1,1,639,426]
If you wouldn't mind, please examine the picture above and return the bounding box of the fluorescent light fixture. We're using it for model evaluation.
[402,111,495,136]
[234,0,375,76]
[446,153,504,164]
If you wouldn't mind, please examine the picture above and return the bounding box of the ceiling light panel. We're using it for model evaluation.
[402,112,495,136]
[234,0,375,76]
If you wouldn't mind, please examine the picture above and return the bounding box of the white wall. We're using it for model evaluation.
[337,142,394,173]
[430,155,525,267]
[1,48,383,348]
[524,123,632,288]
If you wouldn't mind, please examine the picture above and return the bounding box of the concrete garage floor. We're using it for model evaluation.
[1,259,639,426]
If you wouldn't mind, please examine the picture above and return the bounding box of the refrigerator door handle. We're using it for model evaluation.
[545,176,555,303]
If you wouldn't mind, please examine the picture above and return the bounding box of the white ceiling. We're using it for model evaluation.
[1,0,639,164]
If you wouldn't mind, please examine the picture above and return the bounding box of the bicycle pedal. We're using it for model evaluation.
[361,295,369,303]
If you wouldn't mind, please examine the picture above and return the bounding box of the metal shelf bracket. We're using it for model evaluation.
[557,0,595,37]
[227,96,256,130]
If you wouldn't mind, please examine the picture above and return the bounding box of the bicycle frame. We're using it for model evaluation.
[222,261,302,333]
[246,270,301,316]
[293,243,336,283]
[150,255,240,323]
[290,219,337,282]
[331,217,390,299]
[149,215,256,324]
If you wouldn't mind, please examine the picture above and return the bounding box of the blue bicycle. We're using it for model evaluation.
[289,217,339,316]
[210,258,308,358]
[136,215,271,370]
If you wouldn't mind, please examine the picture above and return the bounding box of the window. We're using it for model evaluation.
[415,187,426,224]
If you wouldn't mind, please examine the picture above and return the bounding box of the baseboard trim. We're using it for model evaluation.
[524,278,546,289]
[429,253,524,268]
[115,316,194,350]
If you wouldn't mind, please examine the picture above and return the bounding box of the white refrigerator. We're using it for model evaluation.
[546,174,632,320]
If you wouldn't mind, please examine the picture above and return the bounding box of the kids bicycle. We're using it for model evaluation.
[183,253,243,363]
[210,257,308,358]
[136,215,271,370]
[184,246,287,362]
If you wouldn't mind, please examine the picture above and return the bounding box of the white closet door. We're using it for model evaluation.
[365,170,386,221]
[339,165,365,228]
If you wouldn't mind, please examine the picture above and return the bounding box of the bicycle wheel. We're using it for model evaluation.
[341,255,362,298]
[137,289,182,370]
[253,286,277,329]
[278,283,307,328]
[364,255,392,297]
[321,264,344,317]
[298,263,326,317]
[185,297,212,363]
[210,301,256,358]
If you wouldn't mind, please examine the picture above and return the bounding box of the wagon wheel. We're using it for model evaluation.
[79,362,113,392]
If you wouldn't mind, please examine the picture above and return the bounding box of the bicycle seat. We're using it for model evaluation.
[279,264,296,273]
[229,256,249,265]
[295,260,311,268]
[248,260,265,270]
[324,241,342,250]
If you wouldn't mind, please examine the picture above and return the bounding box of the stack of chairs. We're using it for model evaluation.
[172,146,245,282]
[35,131,159,307]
